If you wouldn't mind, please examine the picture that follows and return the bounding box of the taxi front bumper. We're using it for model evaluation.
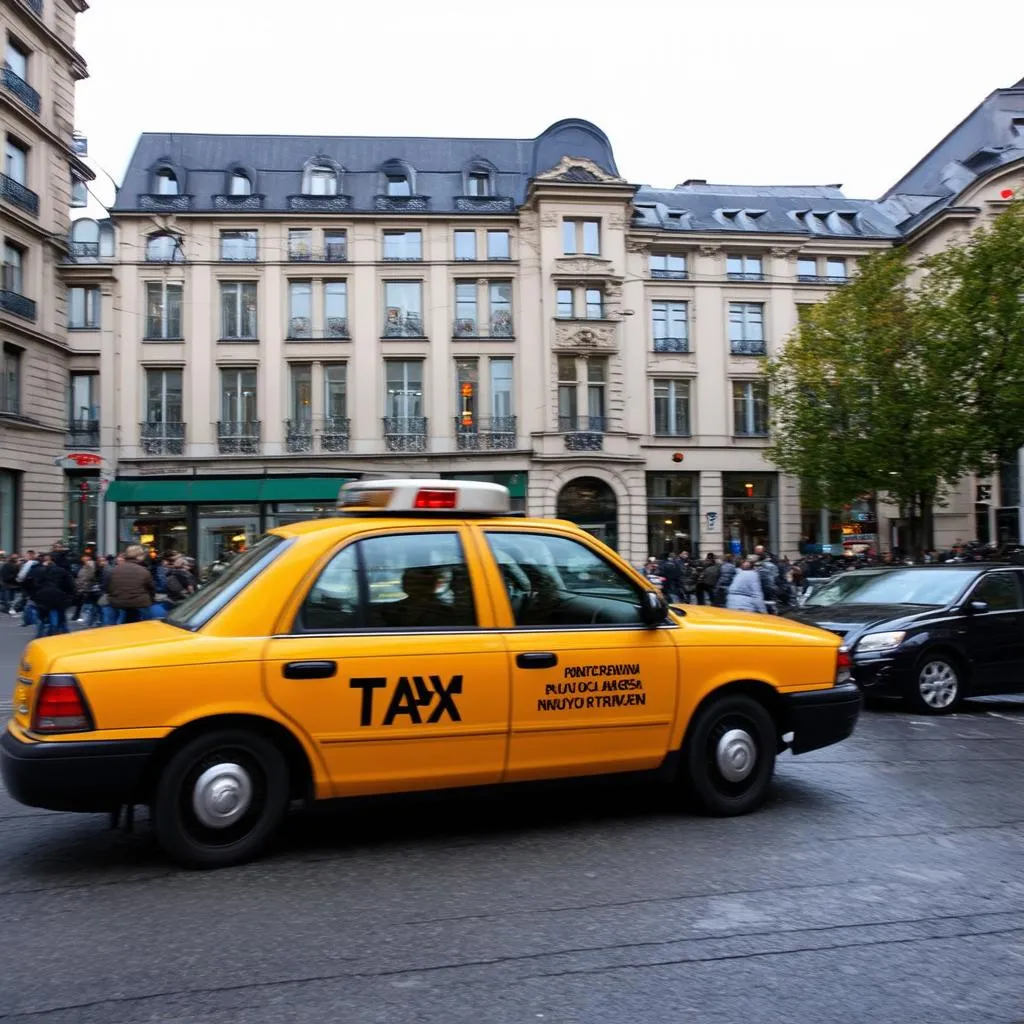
[782,681,863,755]
[1,729,158,812]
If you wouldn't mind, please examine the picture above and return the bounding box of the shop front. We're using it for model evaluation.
[555,477,618,550]
[64,472,101,554]
[995,456,1021,545]
[0,470,17,552]
[646,472,699,557]
[799,495,878,555]
[722,473,777,556]
[440,471,527,512]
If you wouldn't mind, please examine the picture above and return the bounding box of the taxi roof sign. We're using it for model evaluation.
[338,478,512,516]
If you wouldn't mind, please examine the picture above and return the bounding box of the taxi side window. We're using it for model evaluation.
[298,532,477,632]
[485,532,645,628]
[969,572,1023,612]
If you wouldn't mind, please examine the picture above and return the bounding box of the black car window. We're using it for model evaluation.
[804,569,970,607]
[969,572,1023,612]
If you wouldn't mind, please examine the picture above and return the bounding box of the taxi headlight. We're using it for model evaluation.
[856,631,907,654]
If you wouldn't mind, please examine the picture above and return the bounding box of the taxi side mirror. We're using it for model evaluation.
[640,590,668,627]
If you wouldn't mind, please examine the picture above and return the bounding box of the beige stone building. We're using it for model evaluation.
[1,0,91,552]
[65,79,1024,571]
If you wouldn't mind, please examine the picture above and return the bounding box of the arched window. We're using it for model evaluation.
[230,171,252,196]
[70,218,99,261]
[146,232,183,262]
[154,169,179,195]
[380,159,414,198]
[98,221,116,259]
[302,160,340,196]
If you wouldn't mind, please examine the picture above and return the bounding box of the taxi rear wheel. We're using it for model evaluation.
[683,694,776,816]
[153,729,290,869]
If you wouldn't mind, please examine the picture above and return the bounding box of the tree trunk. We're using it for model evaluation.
[919,490,935,555]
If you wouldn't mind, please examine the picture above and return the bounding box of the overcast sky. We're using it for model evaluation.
[75,0,1024,209]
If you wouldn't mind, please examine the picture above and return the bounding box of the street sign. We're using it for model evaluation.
[54,452,104,468]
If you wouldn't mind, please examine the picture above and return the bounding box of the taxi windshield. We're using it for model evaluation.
[166,534,289,630]
[805,568,971,608]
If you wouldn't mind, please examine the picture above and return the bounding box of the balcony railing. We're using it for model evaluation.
[287,194,352,212]
[2,67,41,114]
[140,421,186,456]
[375,195,430,213]
[559,415,606,452]
[217,420,261,455]
[0,290,36,321]
[650,268,688,280]
[452,312,514,339]
[212,194,265,211]
[383,416,428,453]
[66,418,99,448]
[287,317,350,340]
[288,242,348,263]
[284,417,351,453]
[730,339,767,356]
[137,194,192,212]
[320,416,350,452]
[454,416,517,451]
[0,394,19,416]
[382,313,425,338]
[0,173,39,216]
[798,274,848,285]
[653,336,690,353]
[285,419,314,454]
[727,271,765,282]
[64,241,100,262]
[453,195,515,214]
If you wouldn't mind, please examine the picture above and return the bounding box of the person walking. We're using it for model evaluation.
[726,559,768,614]
[73,553,101,626]
[31,553,75,637]
[0,553,20,614]
[699,553,719,606]
[714,553,737,607]
[105,544,156,625]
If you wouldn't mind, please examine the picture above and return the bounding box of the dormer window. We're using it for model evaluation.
[230,171,252,196]
[386,174,411,197]
[307,167,337,196]
[155,169,179,196]
[467,172,490,197]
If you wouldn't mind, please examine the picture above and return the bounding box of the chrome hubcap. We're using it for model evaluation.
[192,762,253,828]
[716,728,757,782]
[918,661,958,709]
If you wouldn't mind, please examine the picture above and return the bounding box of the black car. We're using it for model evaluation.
[783,564,1024,714]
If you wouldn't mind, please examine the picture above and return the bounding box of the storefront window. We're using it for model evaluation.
[118,505,189,557]
[0,470,16,552]
[64,475,100,554]
[266,502,335,528]
[197,504,260,581]
[722,473,777,556]
[646,473,699,556]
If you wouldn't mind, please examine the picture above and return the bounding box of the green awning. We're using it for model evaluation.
[106,476,352,505]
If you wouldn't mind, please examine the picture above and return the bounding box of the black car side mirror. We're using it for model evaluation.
[640,590,668,626]
[966,600,989,615]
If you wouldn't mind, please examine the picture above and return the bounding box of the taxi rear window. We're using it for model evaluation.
[166,535,291,631]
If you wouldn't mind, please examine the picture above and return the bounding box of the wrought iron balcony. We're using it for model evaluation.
[320,416,350,452]
[454,416,517,451]
[64,241,100,262]
[285,419,314,454]
[453,196,515,214]
[217,420,261,455]
[727,271,765,282]
[383,416,428,453]
[798,273,848,285]
[730,340,767,356]
[287,194,352,212]
[212,194,265,211]
[0,290,36,321]
[288,242,348,263]
[375,195,430,212]
[66,418,99,448]
[140,421,186,456]
[0,173,38,216]
[2,67,40,114]
[382,313,425,338]
[286,317,349,340]
[559,415,606,452]
[650,268,688,280]
[653,336,690,354]
[452,311,514,339]
[137,194,192,212]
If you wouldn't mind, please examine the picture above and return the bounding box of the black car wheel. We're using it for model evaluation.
[907,654,963,715]
[683,694,776,816]
[153,729,290,869]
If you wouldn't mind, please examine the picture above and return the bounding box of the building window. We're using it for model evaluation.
[288,280,312,338]
[288,228,312,260]
[653,379,691,436]
[290,363,312,423]
[490,281,513,336]
[71,174,88,207]
[325,363,347,419]
[4,39,29,82]
[455,357,478,426]
[219,229,258,261]
[324,281,348,338]
[385,359,423,417]
[145,232,182,262]
[797,257,817,281]
[651,301,689,353]
[726,254,763,281]
[4,137,28,184]
[558,356,606,431]
[585,288,604,319]
[826,257,847,280]
[386,174,411,197]
[220,281,258,340]
[728,302,766,355]
[556,287,574,319]
[145,368,182,426]
[383,281,424,337]
[383,229,422,261]
[562,219,600,256]
[733,380,769,436]
[486,230,510,260]
[454,230,476,261]
[68,373,98,442]
[467,172,490,197]
[154,169,179,196]
[454,281,477,336]
[2,241,25,293]
[305,166,337,196]
[67,285,100,329]
[649,253,687,279]
[221,367,258,424]
[230,171,252,196]
[0,345,20,415]
[144,282,183,339]
[491,357,513,418]
[324,230,347,262]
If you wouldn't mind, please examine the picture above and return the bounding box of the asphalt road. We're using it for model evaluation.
[1,617,1022,1024]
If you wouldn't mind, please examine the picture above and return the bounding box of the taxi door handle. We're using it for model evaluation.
[516,652,557,669]
[283,660,337,680]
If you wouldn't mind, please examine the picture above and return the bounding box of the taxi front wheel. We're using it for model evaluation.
[683,695,776,816]
[153,730,290,869]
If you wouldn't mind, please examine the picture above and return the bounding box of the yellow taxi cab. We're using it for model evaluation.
[1,480,861,868]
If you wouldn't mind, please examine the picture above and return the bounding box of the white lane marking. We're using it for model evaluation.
[987,711,1024,725]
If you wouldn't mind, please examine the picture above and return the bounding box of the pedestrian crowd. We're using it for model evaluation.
[0,542,198,638]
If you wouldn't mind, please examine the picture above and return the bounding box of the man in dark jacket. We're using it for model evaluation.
[32,553,75,637]
[0,553,20,613]
[105,544,156,624]
[698,554,718,605]
[714,554,737,607]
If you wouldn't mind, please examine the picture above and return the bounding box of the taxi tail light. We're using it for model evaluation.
[835,647,853,685]
[32,674,93,733]
[413,489,458,510]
